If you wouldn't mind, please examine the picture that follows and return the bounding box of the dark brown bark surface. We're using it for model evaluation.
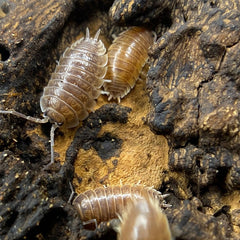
[146,1,240,239]
[1,0,240,239]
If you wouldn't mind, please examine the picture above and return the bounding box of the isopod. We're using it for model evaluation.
[103,26,155,103]
[0,28,108,166]
[117,195,172,240]
[72,185,170,226]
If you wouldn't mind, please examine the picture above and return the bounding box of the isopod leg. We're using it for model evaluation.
[107,95,113,101]
[43,123,58,169]
[83,219,98,229]
[50,123,58,165]
[117,97,121,104]
[152,31,157,42]
[106,95,121,103]
[104,79,112,83]
[100,90,109,95]
[68,181,75,203]
[0,109,60,168]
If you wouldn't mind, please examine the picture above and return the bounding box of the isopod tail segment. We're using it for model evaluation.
[0,27,109,167]
[72,185,171,230]
[103,26,156,104]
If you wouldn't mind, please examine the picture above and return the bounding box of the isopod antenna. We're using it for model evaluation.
[0,27,108,168]
[0,109,59,166]
[0,109,49,124]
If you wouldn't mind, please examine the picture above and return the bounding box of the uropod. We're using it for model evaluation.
[72,185,170,227]
[0,28,109,166]
[103,26,156,103]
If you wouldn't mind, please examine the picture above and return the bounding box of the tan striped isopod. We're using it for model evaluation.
[72,185,170,227]
[117,196,173,240]
[0,28,108,166]
[103,26,155,103]
[40,28,108,128]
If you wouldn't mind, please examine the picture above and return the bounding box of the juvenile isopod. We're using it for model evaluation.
[103,26,155,103]
[0,28,109,166]
[72,185,170,227]
[117,195,173,240]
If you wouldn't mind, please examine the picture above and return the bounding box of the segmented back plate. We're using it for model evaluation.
[103,27,155,103]
[40,28,108,128]
[73,185,168,224]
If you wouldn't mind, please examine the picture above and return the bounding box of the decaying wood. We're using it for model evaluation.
[1,0,240,239]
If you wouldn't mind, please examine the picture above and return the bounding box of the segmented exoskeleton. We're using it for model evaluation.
[40,28,108,128]
[0,28,108,166]
[103,26,155,103]
[73,185,169,225]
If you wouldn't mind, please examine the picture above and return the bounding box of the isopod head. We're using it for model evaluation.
[103,26,155,103]
[0,28,108,167]
[40,28,108,128]
[72,185,170,231]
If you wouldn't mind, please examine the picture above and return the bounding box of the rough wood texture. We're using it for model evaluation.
[146,0,240,239]
[148,2,240,189]
[0,151,81,240]
[1,0,240,239]
[69,89,168,196]
[0,0,74,93]
[0,0,77,158]
[109,0,174,28]
[0,1,114,240]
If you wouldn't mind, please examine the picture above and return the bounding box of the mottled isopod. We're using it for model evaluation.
[103,26,155,103]
[0,28,108,166]
[117,195,173,240]
[72,185,169,226]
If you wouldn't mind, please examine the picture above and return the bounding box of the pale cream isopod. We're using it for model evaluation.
[0,28,109,166]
